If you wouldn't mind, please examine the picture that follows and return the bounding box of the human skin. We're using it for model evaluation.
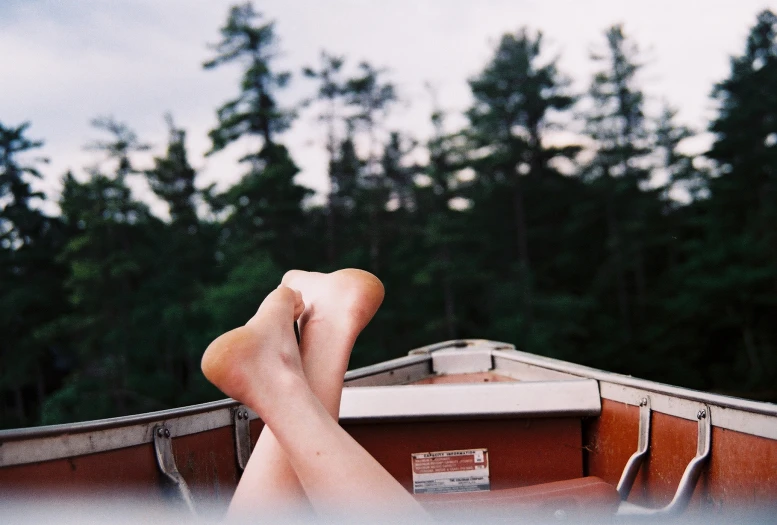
[201,273,427,517]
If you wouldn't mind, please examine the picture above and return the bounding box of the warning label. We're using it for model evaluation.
[411,448,490,494]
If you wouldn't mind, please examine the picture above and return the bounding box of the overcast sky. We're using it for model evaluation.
[1,0,775,214]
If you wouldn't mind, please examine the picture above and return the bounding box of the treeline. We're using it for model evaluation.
[2,5,776,428]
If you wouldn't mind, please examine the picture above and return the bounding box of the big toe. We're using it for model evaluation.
[250,285,304,328]
[281,269,320,289]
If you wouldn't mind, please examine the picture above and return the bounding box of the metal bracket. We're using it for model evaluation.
[233,405,252,471]
[153,425,196,515]
[616,396,651,500]
[617,405,712,517]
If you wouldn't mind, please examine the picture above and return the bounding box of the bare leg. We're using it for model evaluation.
[201,286,425,516]
[227,269,385,515]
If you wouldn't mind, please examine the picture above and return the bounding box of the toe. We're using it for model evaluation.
[254,286,302,322]
[281,269,308,287]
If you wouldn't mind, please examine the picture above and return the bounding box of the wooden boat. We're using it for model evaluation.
[1,339,776,519]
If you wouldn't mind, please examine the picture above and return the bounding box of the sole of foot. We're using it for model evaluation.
[281,268,385,336]
[200,286,305,406]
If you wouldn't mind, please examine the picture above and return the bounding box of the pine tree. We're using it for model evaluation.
[582,24,655,344]
[466,28,577,348]
[326,126,365,267]
[344,62,397,273]
[204,3,311,269]
[144,117,219,405]
[44,120,162,423]
[707,10,777,234]
[146,116,201,228]
[0,122,65,428]
[654,105,701,205]
[303,52,349,264]
[85,116,151,183]
[414,107,472,340]
[204,3,292,156]
[669,9,777,392]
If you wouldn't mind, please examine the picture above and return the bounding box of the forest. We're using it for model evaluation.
[1,5,776,429]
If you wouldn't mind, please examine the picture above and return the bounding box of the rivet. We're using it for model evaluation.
[639,398,647,407]
[697,409,706,420]
[156,427,164,437]
[236,411,243,420]
[242,410,249,419]
[164,428,171,438]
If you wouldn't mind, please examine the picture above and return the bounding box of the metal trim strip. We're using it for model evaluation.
[491,348,777,417]
[408,339,516,355]
[0,398,240,442]
[0,405,233,467]
[489,346,777,439]
[492,355,581,381]
[600,382,777,440]
[343,353,431,381]
[344,359,432,387]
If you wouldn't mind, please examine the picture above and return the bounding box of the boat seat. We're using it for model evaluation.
[414,476,620,517]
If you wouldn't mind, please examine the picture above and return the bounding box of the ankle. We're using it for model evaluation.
[247,367,307,413]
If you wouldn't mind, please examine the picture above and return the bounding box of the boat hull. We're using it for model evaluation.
[1,340,775,516]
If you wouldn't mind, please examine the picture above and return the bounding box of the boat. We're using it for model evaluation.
[1,339,776,520]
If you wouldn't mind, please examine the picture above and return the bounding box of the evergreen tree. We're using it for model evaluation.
[707,10,777,234]
[7,7,777,430]
[413,108,473,341]
[466,28,577,348]
[204,2,311,269]
[666,10,777,392]
[144,117,219,405]
[204,3,292,155]
[582,24,656,347]
[382,131,416,213]
[146,116,201,228]
[325,126,366,268]
[198,3,312,353]
[85,116,151,182]
[344,62,397,273]
[0,122,65,428]
[303,52,349,264]
[44,120,162,423]
[654,105,701,205]
[0,122,48,248]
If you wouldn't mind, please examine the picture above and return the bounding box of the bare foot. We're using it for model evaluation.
[207,274,426,518]
[282,268,385,333]
[281,269,385,416]
[201,286,305,409]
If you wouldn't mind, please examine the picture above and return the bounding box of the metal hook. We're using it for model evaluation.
[233,405,252,471]
[616,396,651,500]
[617,405,712,516]
[153,425,196,515]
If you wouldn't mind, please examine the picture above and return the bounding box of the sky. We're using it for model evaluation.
[1,0,775,215]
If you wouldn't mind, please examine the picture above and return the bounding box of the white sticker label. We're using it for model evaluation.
[411,448,490,494]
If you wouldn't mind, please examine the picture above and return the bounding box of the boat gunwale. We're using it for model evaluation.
[488,347,777,418]
[0,377,601,466]
[0,353,433,442]
[2,338,776,444]
[0,397,242,441]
